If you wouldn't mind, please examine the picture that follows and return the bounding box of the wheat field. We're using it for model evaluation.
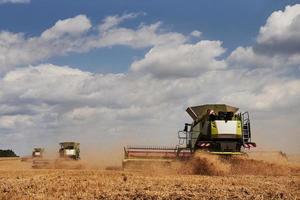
[0,157,299,200]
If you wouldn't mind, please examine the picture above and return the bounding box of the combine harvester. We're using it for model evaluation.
[123,104,256,169]
[32,142,81,168]
[58,142,80,160]
[54,142,82,169]
[21,147,44,162]
[32,148,44,158]
[31,148,52,168]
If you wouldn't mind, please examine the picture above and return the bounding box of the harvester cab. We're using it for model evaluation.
[59,142,80,160]
[32,148,44,158]
[182,104,256,154]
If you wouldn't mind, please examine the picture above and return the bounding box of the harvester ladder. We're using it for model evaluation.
[242,112,251,142]
[178,127,193,149]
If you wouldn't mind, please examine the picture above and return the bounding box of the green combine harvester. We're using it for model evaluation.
[59,142,80,160]
[32,148,45,158]
[123,104,256,168]
[32,142,80,168]
[32,147,50,168]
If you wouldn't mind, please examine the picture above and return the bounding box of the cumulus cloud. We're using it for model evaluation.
[190,30,202,37]
[255,4,300,55]
[228,4,300,72]
[0,115,33,129]
[99,13,142,32]
[0,16,89,73]
[0,13,187,74]
[94,22,186,49]
[227,46,287,69]
[0,30,88,74]
[0,0,30,4]
[0,62,299,154]
[41,15,92,40]
[95,13,186,48]
[222,78,300,110]
[131,40,226,78]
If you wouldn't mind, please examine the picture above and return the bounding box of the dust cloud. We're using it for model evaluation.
[178,152,299,176]
[121,151,300,176]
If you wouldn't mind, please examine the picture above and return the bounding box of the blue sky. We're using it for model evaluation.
[1,0,299,73]
[0,1,300,156]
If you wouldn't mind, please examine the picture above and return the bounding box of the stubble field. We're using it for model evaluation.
[0,155,299,200]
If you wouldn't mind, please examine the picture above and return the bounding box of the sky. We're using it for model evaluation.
[0,0,299,157]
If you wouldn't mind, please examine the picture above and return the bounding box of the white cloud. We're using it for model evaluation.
[41,15,92,40]
[94,13,186,49]
[0,115,33,129]
[256,4,300,55]
[93,22,186,49]
[227,46,285,69]
[0,13,187,74]
[222,78,300,110]
[0,30,88,74]
[190,30,202,37]
[0,63,299,154]
[228,4,300,70]
[131,40,226,78]
[0,0,30,4]
[99,13,142,32]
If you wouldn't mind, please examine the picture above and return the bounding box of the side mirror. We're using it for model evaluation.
[184,123,189,132]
